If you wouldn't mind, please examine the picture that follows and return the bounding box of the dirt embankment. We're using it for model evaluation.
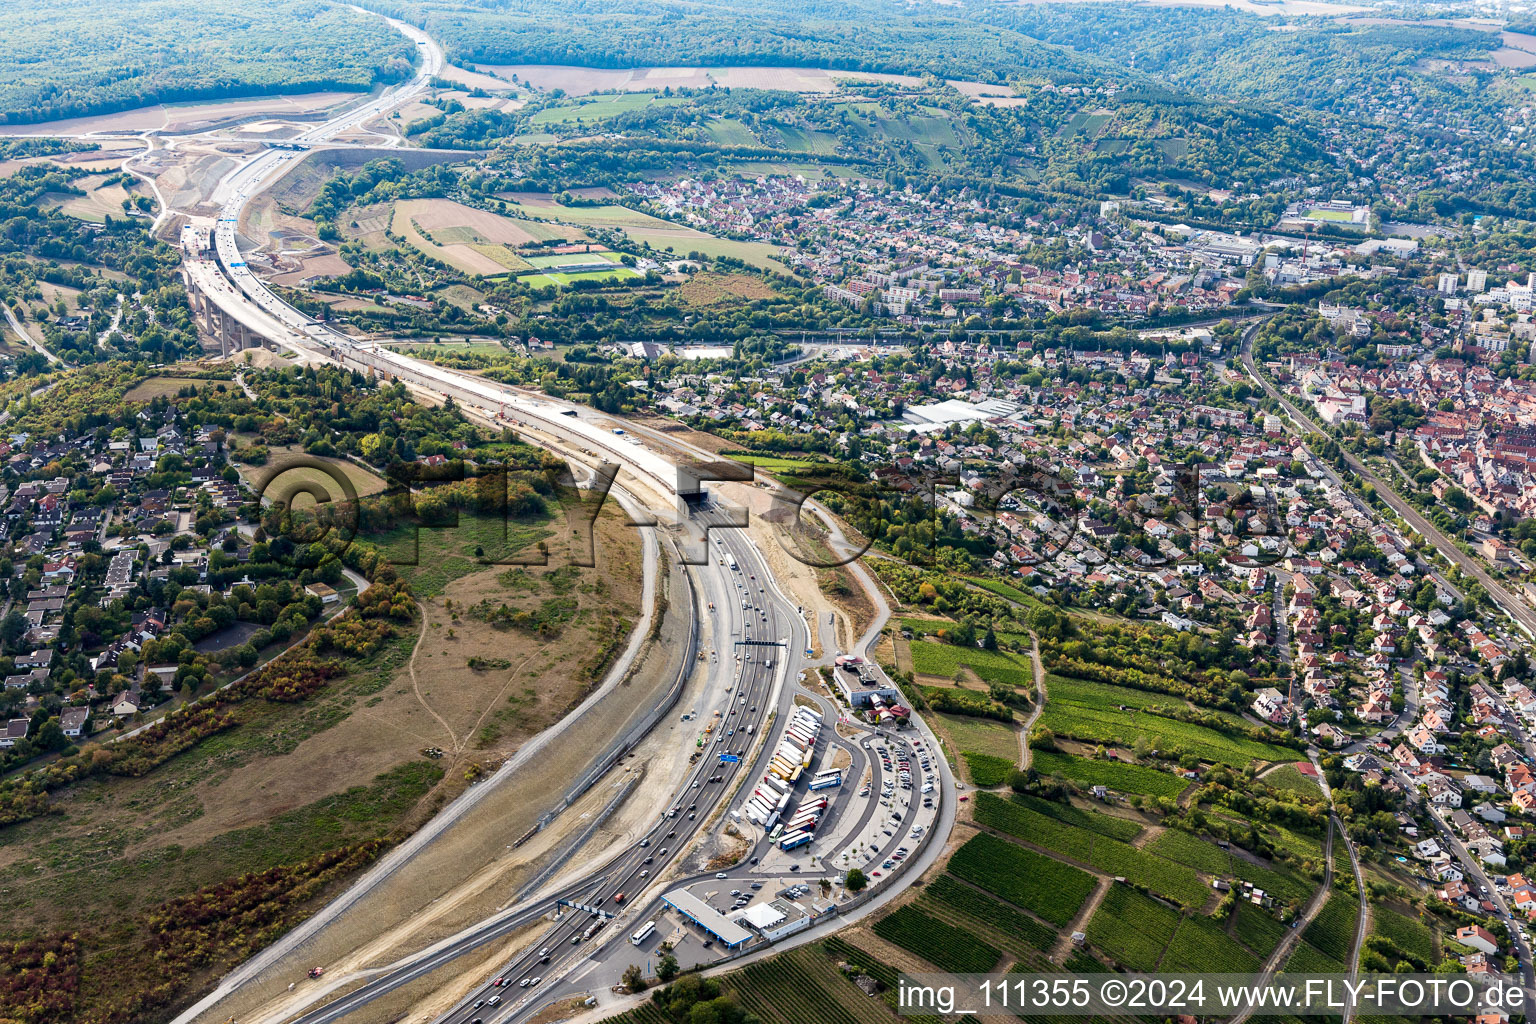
[206,538,692,1024]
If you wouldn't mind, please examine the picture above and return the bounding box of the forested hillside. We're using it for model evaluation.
[0,0,418,124]
[357,0,1111,84]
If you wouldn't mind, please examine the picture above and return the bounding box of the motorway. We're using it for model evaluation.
[161,15,950,1024]
[286,508,805,1024]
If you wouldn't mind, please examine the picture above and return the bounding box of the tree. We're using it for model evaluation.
[622,964,647,992]
[845,868,868,892]
[0,610,27,653]
[656,953,680,982]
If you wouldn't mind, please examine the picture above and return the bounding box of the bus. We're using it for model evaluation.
[780,830,812,851]
[810,773,841,791]
[631,921,656,946]
[768,824,785,843]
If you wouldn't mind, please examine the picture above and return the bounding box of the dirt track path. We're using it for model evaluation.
[1053,874,1110,962]
[1232,818,1336,1024]
[1020,634,1045,769]
[408,599,460,750]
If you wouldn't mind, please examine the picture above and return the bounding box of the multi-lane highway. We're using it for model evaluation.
[159,13,950,1023]
[424,519,806,1024]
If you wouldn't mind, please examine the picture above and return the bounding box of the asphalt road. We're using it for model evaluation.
[435,517,809,1024]
[1240,327,1536,639]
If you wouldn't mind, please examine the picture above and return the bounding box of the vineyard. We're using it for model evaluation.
[1260,821,1327,863]
[965,576,1046,608]
[1160,913,1262,973]
[947,831,1096,926]
[973,794,1207,907]
[909,639,1033,685]
[600,1003,673,1024]
[733,946,899,1024]
[1262,763,1322,797]
[961,751,1015,786]
[1234,902,1288,957]
[1012,792,1145,841]
[1146,828,1233,874]
[1230,853,1319,907]
[1301,892,1360,964]
[1370,906,1436,964]
[818,937,948,1024]
[872,905,1002,972]
[1281,937,1346,974]
[1030,749,1188,799]
[924,874,1058,952]
[1041,673,1296,766]
[1087,884,1182,970]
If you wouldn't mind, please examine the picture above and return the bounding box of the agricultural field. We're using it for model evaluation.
[47,172,137,223]
[924,874,1058,952]
[528,92,687,125]
[872,905,1001,973]
[467,245,533,272]
[368,508,553,598]
[673,272,779,306]
[1371,906,1436,965]
[1041,673,1297,767]
[123,374,234,402]
[724,453,830,475]
[1030,750,1188,799]
[237,445,389,500]
[973,793,1209,907]
[1160,914,1262,973]
[909,639,1033,686]
[1145,828,1233,874]
[1301,892,1359,964]
[960,751,1015,786]
[497,194,789,271]
[1087,883,1181,970]
[947,831,1096,926]
[392,198,576,276]
[938,713,1019,759]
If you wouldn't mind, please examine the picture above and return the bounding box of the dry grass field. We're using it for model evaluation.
[493,63,924,95]
[237,444,390,499]
[393,198,582,276]
[494,194,788,271]
[124,374,236,402]
[674,272,779,305]
[0,504,645,1023]
[402,198,544,244]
